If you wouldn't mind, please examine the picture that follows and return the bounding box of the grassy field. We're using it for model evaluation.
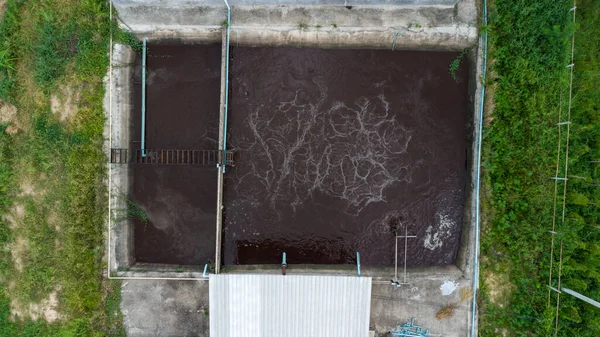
[480,0,600,336]
[0,0,129,335]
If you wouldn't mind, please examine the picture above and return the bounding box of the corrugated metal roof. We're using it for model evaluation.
[209,274,372,337]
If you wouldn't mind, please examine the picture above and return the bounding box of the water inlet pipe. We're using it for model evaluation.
[471,0,488,336]
[282,252,287,275]
[222,0,231,173]
[391,31,399,51]
[356,252,361,276]
[141,37,147,157]
[203,264,209,278]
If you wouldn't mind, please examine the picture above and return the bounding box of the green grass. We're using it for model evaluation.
[114,193,149,224]
[0,0,126,335]
[298,21,308,31]
[449,48,469,81]
[480,0,600,335]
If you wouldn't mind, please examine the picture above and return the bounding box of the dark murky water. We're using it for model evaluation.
[131,44,221,265]
[223,47,469,266]
[130,45,469,267]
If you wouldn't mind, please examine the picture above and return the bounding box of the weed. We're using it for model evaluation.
[114,193,149,224]
[33,17,78,90]
[436,303,457,320]
[448,50,466,81]
[316,24,322,30]
[459,286,472,303]
[331,23,338,28]
[221,20,229,27]
[113,27,142,52]
[298,21,308,31]
[0,50,17,70]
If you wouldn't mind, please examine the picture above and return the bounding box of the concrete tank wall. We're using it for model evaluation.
[113,0,477,51]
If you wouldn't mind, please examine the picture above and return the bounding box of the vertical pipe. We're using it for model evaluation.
[203,264,209,278]
[548,90,563,308]
[107,0,113,277]
[141,37,147,157]
[404,227,408,284]
[282,252,287,275]
[554,241,563,336]
[222,0,231,173]
[394,233,398,281]
[214,26,228,275]
[471,0,487,335]
[356,252,361,276]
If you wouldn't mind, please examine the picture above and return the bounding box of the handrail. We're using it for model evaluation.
[141,37,147,157]
[222,0,231,173]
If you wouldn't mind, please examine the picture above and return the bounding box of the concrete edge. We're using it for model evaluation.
[469,25,485,337]
[113,270,209,279]
[221,264,464,279]
[106,43,136,274]
[462,23,485,337]
[104,43,481,283]
[114,2,478,50]
[215,27,228,274]
[133,26,477,51]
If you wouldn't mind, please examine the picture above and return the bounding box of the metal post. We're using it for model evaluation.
[404,227,408,283]
[356,252,361,276]
[397,227,417,284]
[394,232,398,281]
[221,0,231,172]
[561,288,600,309]
[555,241,563,336]
[141,37,147,157]
[391,31,399,51]
[282,252,287,275]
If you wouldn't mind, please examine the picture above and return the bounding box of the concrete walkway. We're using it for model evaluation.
[121,280,210,337]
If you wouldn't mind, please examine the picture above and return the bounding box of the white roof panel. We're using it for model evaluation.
[209,274,372,337]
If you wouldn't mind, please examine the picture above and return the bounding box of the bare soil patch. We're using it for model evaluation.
[50,84,81,122]
[10,286,62,323]
[484,269,514,308]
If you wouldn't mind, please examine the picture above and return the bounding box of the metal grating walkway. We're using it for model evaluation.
[110,148,235,166]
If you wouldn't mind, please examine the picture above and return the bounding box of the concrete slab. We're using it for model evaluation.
[121,280,210,337]
[115,0,456,5]
[370,276,472,336]
[106,43,136,273]
[113,1,477,50]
